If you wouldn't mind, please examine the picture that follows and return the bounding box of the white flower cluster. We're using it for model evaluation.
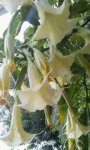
[0,0,90,148]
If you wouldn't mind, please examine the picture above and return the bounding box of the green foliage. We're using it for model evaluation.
[21,109,45,133]
[70,0,90,18]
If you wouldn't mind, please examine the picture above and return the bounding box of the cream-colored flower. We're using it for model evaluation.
[0,0,32,13]
[0,62,10,99]
[0,103,35,146]
[4,31,16,72]
[17,80,61,112]
[49,50,75,78]
[33,0,76,45]
[17,61,62,112]
[66,108,90,139]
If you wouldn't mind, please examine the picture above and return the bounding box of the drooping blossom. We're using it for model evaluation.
[0,102,35,146]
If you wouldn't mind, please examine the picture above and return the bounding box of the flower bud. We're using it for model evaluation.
[0,63,10,98]
[34,49,49,76]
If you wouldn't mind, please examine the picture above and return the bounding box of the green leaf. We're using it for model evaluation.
[15,66,27,90]
[70,0,89,18]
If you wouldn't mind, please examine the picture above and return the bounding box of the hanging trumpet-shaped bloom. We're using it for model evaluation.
[17,81,61,112]
[4,31,16,72]
[49,50,75,78]
[0,0,33,13]
[0,102,35,146]
[0,62,10,101]
[33,0,76,45]
[17,61,62,112]
[66,108,90,139]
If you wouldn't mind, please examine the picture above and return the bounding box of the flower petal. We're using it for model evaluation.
[33,0,76,45]
[0,103,35,146]
[17,80,62,112]
[0,63,10,98]
[49,50,75,78]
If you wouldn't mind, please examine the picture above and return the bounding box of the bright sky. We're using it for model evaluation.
[0,12,31,41]
[16,21,31,42]
[0,12,11,38]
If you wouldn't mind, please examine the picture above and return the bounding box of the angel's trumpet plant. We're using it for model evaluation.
[0,62,10,104]
[33,0,77,46]
[0,102,35,146]
[17,60,62,112]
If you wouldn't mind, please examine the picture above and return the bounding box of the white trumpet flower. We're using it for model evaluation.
[0,0,32,13]
[0,103,35,146]
[33,0,76,45]
[66,108,90,139]
[17,81,61,112]
[17,61,62,112]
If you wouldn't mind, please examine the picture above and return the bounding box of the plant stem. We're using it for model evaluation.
[68,138,74,150]
[44,106,53,128]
